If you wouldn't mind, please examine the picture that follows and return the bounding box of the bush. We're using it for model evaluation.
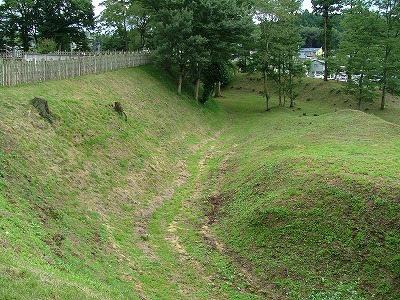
[200,60,232,103]
[35,38,57,54]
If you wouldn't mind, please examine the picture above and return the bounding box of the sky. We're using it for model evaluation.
[92,0,103,16]
[302,0,313,11]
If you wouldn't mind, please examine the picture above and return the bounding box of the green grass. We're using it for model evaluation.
[197,78,400,299]
[1,67,399,299]
[0,65,226,299]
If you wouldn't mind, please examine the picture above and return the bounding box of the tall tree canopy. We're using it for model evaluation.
[374,0,400,109]
[0,0,37,51]
[296,10,323,48]
[312,0,342,81]
[36,0,94,51]
[98,0,150,51]
[338,2,383,109]
[0,0,95,51]
[144,0,254,101]
[255,0,304,110]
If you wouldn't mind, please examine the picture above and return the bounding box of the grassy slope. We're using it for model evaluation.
[0,68,399,299]
[198,75,400,299]
[0,65,242,299]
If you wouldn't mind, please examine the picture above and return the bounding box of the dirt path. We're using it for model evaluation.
[162,133,277,299]
[133,159,190,259]
[128,126,274,298]
[163,136,223,299]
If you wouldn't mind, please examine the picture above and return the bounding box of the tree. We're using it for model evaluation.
[153,7,208,95]
[99,0,133,50]
[255,0,304,110]
[0,0,37,51]
[0,6,15,49]
[193,0,254,100]
[36,0,94,51]
[130,2,151,49]
[147,0,254,102]
[286,58,306,107]
[312,0,342,81]
[35,38,58,53]
[255,1,278,111]
[299,26,322,48]
[296,9,323,47]
[200,60,231,103]
[99,0,150,51]
[0,0,95,52]
[338,2,383,109]
[374,0,400,109]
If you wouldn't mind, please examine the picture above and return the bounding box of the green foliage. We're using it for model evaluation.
[98,0,151,51]
[388,76,400,96]
[153,7,207,67]
[255,0,304,107]
[296,9,323,28]
[338,3,383,108]
[36,0,94,51]
[296,10,323,48]
[311,0,342,80]
[0,0,37,51]
[149,0,254,99]
[300,26,322,48]
[374,0,400,109]
[311,0,342,18]
[0,0,94,51]
[201,60,232,103]
[35,38,57,53]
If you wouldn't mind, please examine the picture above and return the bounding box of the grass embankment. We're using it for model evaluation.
[195,74,400,299]
[0,65,237,299]
[0,68,399,299]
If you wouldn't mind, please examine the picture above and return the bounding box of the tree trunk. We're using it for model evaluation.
[263,70,270,111]
[163,60,172,72]
[358,74,364,110]
[290,75,295,108]
[124,16,129,51]
[178,65,186,95]
[194,78,200,101]
[290,91,294,107]
[178,74,183,95]
[214,82,222,97]
[381,46,390,110]
[140,32,145,49]
[323,8,329,82]
[381,78,387,110]
[346,72,352,83]
[278,66,283,106]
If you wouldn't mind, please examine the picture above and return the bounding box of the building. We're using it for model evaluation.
[299,47,323,61]
[308,59,325,78]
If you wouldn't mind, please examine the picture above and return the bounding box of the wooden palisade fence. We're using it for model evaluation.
[0,51,151,86]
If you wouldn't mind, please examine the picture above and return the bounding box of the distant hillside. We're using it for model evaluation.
[228,73,400,125]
